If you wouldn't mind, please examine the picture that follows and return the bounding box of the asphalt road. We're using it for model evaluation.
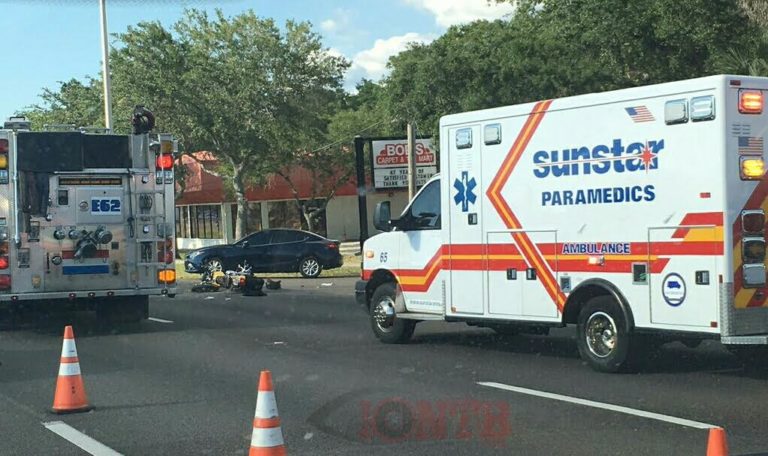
[1,277,768,455]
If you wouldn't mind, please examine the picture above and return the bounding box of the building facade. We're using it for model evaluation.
[175,152,410,249]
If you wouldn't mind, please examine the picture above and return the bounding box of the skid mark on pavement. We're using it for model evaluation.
[478,381,717,429]
[43,421,123,456]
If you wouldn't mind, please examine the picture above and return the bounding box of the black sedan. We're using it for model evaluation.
[184,229,343,278]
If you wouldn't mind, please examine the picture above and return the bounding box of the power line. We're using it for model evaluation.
[311,117,394,154]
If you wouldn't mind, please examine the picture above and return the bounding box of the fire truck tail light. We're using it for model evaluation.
[0,153,8,170]
[0,275,11,290]
[0,139,8,154]
[158,269,176,284]
[742,210,765,234]
[0,256,9,269]
[739,90,763,114]
[741,157,765,180]
[155,154,173,170]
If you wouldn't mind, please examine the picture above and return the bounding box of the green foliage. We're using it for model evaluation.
[108,9,348,237]
[386,0,762,137]
[20,78,104,131]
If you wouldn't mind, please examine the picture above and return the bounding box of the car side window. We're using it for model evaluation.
[244,231,270,246]
[401,180,441,231]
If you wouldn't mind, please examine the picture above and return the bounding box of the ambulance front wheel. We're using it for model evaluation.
[577,296,631,373]
[370,282,415,344]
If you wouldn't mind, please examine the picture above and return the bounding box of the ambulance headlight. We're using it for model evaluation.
[68,229,80,240]
[53,229,66,240]
[741,157,765,180]
[51,255,62,266]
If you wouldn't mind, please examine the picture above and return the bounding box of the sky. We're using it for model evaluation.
[0,0,515,121]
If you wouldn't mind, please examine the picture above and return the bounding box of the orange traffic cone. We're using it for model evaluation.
[52,325,91,414]
[706,427,728,456]
[249,370,286,456]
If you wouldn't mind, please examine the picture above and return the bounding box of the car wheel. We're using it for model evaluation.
[577,296,632,373]
[299,256,322,278]
[369,282,416,344]
[204,257,223,273]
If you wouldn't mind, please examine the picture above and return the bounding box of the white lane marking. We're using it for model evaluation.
[43,421,124,456]
[148,317,174,324]
[477,381,717,430]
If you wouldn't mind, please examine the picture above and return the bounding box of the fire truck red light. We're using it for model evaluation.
[699,192,711,199]
[155,154,173,170]
[0,256,9,269]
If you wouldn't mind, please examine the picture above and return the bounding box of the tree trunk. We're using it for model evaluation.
[302,207,315,233]
[233,166,249,240]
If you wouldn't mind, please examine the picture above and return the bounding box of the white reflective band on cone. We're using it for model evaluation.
[59,362,81,377]
[254,391,278,418]
[250,426,284,448]
[61,339,78,358]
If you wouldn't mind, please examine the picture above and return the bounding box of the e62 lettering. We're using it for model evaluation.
[91,198,121,214]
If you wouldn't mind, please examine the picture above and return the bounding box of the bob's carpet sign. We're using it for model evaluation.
[371,138,437,189]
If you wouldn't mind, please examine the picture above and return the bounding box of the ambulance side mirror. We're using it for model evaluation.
[373,201,392,231]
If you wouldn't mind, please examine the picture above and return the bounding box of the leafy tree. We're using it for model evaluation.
[273,79,395,232]
[388,0,759,137]
[20,78,104,130]
[110,9,348,239]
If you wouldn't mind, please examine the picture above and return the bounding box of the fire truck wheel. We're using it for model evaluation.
[299,256,322,278]
[370,282,415,344]
[577,296,631,373]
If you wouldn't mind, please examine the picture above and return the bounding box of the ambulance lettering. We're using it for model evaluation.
[533,138,663,207]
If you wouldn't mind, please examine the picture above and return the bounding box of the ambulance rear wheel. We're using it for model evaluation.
[370,282,415,344]
[577,296,631,373]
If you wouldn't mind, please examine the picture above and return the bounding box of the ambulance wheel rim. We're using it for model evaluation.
[373,297,395,333]
[301,258,320,277]
[585,311,617,358]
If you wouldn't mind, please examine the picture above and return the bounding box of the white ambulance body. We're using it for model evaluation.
[0,112,177,323]
[357,74,768,372]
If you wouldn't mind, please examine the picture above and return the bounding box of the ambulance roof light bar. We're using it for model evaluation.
[4,116,31,130]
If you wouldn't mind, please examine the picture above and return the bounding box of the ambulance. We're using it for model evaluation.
[356,75,768,372]
[0,108,177,324]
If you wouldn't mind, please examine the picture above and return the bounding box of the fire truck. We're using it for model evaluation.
[0,107,176,323]
[356,75,768,372]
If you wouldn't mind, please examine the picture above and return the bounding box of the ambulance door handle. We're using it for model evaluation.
[526,268,537,280]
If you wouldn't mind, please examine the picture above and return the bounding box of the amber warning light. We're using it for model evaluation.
[739,90,764,114]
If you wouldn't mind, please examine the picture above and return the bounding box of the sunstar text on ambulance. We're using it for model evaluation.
[533,138,664,207]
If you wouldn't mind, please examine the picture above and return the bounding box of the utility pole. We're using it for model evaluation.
[407,123,416,199]
[354,136,369,249]
[99,0,114,131]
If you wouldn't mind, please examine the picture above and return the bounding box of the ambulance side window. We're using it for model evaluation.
[401,180,441,231]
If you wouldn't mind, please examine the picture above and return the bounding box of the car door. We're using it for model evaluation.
[239,231,272,272]
[268,230,307,271]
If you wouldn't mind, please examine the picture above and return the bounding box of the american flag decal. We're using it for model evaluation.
[625,106,655,123]
[738,136,764,154]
